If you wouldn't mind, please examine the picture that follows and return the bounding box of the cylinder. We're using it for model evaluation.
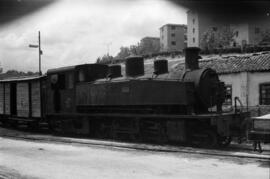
[108,65,122,78]
[125,56,144,77]
[184,47,201,70]
[154,59,168,75]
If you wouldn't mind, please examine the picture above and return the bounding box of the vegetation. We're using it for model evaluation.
[259,29,270,45]
[96,39,160,64]
[96,54,114,64]
[200,26,235,52]
[0,70,39,80]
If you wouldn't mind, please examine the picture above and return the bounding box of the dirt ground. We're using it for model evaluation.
[0,136,269,179]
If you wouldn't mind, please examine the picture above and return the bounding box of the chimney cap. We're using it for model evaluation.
[184,47,201,52]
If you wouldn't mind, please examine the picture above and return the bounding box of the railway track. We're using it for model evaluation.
[0,126,269,163]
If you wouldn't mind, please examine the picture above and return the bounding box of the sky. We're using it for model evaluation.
[0,0,187,73]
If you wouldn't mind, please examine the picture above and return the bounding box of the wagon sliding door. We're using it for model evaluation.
[0,84,4,115]
[4,83,10,115]
[31,81,41,117]
[16,82,29,117]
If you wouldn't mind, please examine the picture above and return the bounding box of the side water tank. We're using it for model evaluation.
[154,59,168,75]
[108,65,122,78]
[125,56,144,77]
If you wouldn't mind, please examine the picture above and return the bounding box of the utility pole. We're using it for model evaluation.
[38,31,41,76]
[105,42,112,55]
[29,31,43,76]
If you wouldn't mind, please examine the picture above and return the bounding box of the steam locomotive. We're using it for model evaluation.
[0,47,249,147]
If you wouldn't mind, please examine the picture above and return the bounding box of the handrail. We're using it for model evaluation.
[234,96,244,114]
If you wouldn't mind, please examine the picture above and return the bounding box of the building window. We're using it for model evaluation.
[235,31,239,37]
[255,27,260,34]
[171,41,176,45]
[171,26,176,30]
[193,28,195,34]
[259,83,270,105]
[184,35,187,41]
[224,85,232,105]
[171,33,175,37]
[193,38,195,43]
[192,18,195,24]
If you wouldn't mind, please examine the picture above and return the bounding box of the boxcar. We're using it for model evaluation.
[0,76,45,128]
[248,114,270,143]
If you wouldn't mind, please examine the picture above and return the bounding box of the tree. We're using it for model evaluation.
[129,44,141,55]
[96,54,114,64]
[96,57,101,64]
[200,26,235,51]
[115,46,131,59]
[259,29,270,45]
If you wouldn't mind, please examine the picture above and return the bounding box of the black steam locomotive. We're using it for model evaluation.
[0,47,249,147]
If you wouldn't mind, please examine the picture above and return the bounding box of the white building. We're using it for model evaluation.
[160,24,187,52]
[171,52,270,116]
[187,10,270,48]
[140,37,160,55]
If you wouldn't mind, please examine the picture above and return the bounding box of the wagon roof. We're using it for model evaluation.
[252,114,270,120]
[0,75,45,82]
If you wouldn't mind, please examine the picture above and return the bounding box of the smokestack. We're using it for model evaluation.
[184,47,201,71]
[125,56,144,77]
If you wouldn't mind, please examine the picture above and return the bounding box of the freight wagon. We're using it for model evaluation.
[0,76,45,128]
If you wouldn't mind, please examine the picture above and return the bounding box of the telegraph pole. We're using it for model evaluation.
[29,31,43,76]
[38,31,41,76]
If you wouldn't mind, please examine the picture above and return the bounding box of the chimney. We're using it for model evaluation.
[125,56,144,77]
[153,59,168,75]
[184,47,201,71]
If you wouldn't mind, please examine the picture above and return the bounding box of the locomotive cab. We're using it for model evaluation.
[47,66,76,114]
[46,64,109,114]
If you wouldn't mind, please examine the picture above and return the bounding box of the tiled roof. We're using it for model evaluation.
[120,52,270,79]
[172,52,270,77]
